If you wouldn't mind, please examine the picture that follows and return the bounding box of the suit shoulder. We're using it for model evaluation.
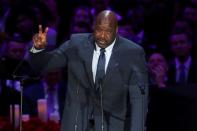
[68,33,92,47]
[70,33,91,40]
[119,36,144,51]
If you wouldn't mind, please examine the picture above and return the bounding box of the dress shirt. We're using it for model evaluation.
[92,39,116,83]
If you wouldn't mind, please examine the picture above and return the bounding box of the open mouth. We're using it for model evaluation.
[98,40,106,44]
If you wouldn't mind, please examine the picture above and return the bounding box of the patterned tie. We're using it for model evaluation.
[95,48,106,91]
[178,64,186,84]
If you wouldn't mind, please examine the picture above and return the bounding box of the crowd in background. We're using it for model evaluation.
[1,0,197,130]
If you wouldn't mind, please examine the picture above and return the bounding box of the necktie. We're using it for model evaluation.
[95,48,106,90]
[178,64,186,84]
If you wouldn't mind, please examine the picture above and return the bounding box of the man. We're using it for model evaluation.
[148,52,168,88]
[0,34,34,79]
[168,30,197,85]
[29,10,148,131]
[0,35,34,117]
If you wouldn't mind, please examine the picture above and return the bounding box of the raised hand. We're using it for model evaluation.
[33,25,48,49]
[152,64,167,88]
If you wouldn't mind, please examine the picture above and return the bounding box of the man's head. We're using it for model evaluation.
[169,31,191,61]
[93,10,118,48]
[6,41,26,60]
[5,34,27,60]
[148,53,168,73]
[73,6,92,24]
[183,4,197,24]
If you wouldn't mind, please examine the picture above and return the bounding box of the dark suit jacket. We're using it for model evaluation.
[168,58,197,84]
[29,33,148,131]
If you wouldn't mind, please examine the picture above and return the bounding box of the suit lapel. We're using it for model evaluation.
[79,34,95,88]
[78,35,121,88]
[103,36,120,86]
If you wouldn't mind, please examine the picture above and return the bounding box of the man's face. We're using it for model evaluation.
[148,53,168,72]
[170,33,191,57]
[7,41,26,60]
[94,19,117,48]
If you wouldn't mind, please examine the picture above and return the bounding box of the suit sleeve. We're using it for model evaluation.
[28,40,70,73]
[129,47,148,131]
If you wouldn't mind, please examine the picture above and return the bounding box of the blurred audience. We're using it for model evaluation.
[90,0,122,20]
[0,34,34,79]
[181,3,197,58]
[0,0,10,32]
[0,33,36,116]
[69,6,93,35]
[70,21,92,34]
[72,6,92,25]
[23,69,67,121]
[118,19,136,41]
[168,30,197,85]
[148,52,168,88]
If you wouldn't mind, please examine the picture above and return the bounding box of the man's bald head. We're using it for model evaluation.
[93,10,118,48]
[95,10,118,29]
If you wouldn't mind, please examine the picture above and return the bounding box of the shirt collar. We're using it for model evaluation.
[175,56,191,70]
[95,38,116,53]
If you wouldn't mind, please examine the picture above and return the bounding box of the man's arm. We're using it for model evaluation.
[28,25,69,73]
[129,48,148,131]
[28,40,70,73]
[30,47,44,53]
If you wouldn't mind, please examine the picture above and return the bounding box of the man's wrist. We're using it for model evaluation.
[30,46,45,53]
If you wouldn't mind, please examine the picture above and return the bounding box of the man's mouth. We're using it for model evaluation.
[98,40,106,44]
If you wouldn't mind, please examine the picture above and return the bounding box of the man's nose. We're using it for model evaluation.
[100,31,105,38]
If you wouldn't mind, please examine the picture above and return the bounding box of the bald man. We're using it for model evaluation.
[29,10,148,131]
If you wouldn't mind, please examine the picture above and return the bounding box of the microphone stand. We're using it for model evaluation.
[12,75,40,131]
[20,79,23,131]
[12,75,26,131]
[138,84,146,131]
[11,55,40,131]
